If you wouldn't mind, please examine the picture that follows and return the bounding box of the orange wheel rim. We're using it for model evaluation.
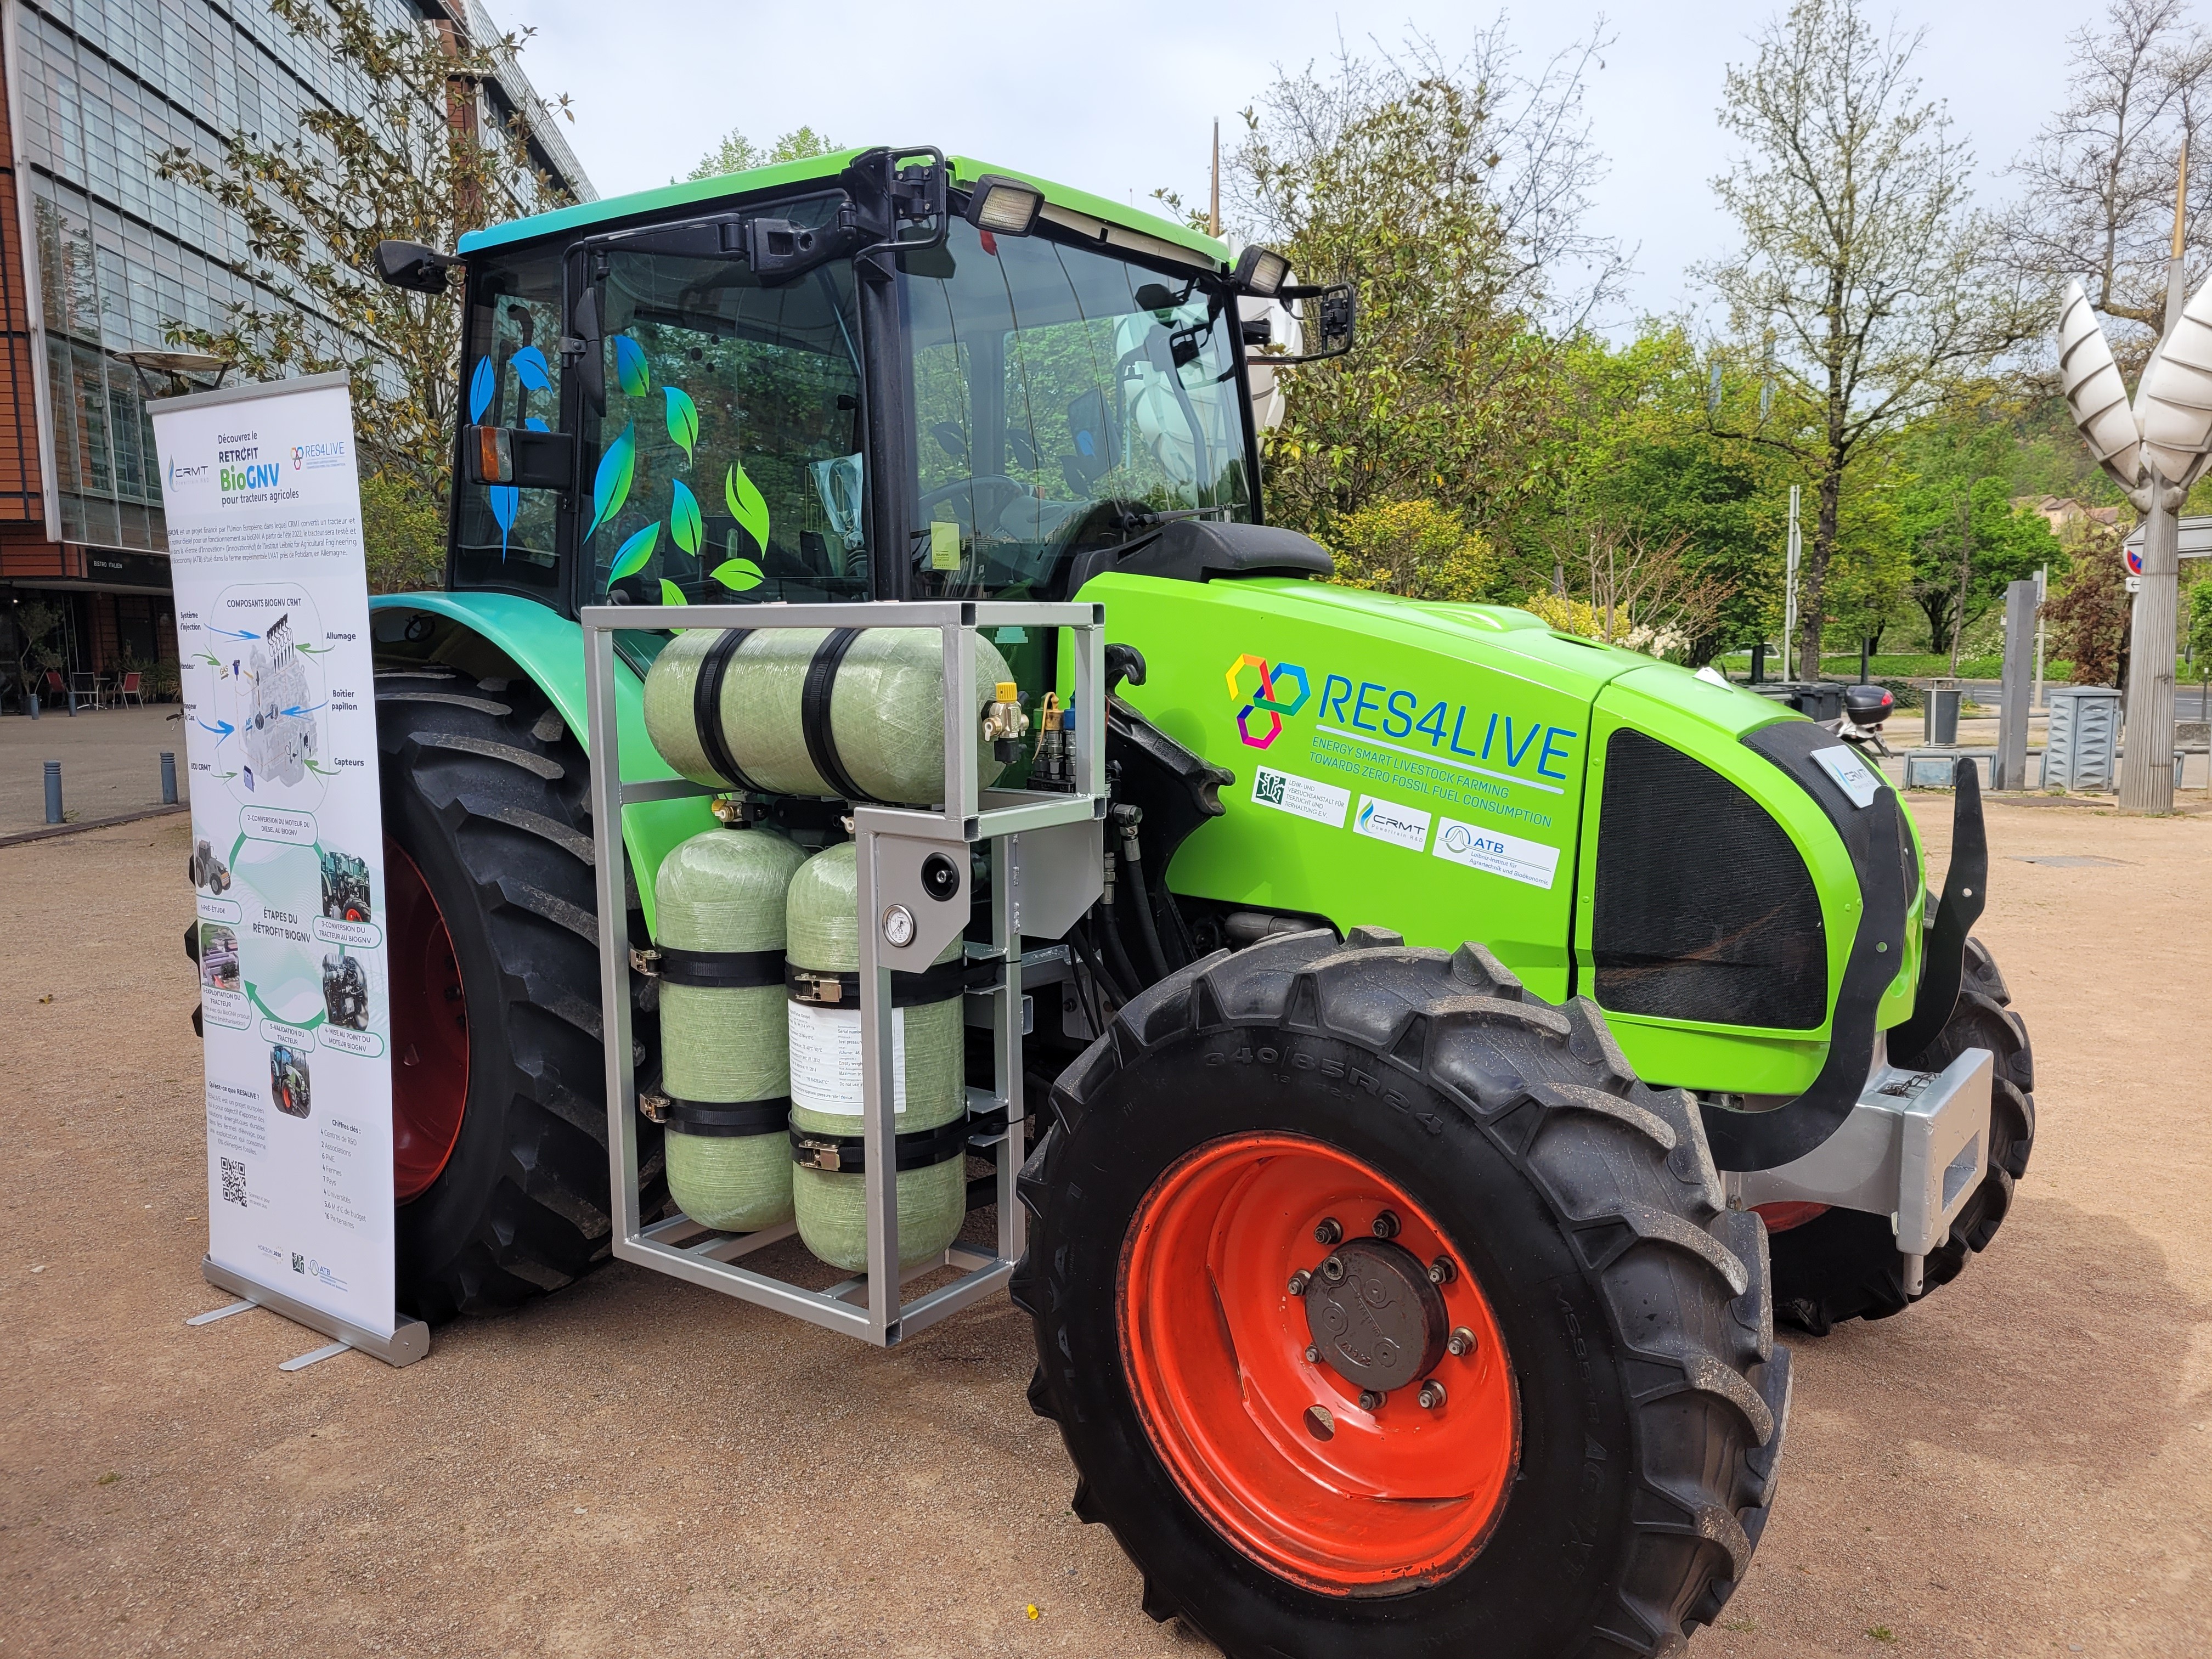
[1118,1133,1518,1594]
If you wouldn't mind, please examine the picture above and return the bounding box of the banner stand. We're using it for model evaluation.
[194,1256,431,1370]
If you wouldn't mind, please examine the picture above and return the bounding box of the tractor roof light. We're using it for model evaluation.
[963,176,1045,236]
[1234,245,1291,297]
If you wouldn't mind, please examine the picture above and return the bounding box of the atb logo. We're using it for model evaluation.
[1225,653,1311,749]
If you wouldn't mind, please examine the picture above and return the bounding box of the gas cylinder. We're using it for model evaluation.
[782,842,968,1271]
[656,823,812,1232]
[642,626,1014,806]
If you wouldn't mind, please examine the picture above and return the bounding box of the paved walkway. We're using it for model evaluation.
[0,703,191,833]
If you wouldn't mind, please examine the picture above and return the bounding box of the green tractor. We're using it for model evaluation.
[353,147,2032,1657]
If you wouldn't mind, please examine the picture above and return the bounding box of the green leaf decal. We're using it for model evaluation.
[669,478,702,556]
[608,521,661,583]
[588,422,636,539]
[614,336,649,400]
[658,578,689,616]
[725,461,770,555]
[663,386,698,461]
[710,557,764,592]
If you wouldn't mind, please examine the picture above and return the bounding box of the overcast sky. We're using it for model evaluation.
[499,1,2085,329]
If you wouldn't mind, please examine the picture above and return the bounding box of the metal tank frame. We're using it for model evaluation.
[580,599,1107,1346]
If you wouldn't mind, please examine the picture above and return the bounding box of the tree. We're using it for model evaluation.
[2044,522,2134,686]
[156,0,571,510]
[2000,0,2212,371]
[687,126,840,183]
[2186,572,2212,713]
[1892,408,2067,657]
[1702,0,2023,674]
[1228,25,1619,539]
[1329,499,1497,600]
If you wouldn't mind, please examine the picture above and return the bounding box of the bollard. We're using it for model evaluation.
[43,759,62,824]
[160,750,178,805]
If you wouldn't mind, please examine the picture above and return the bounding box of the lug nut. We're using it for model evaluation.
[1428,1255,1457,1285]
[1371,1210,1401,1239]
[1448,1326,1476,1358]
[1320,1254,1346,1283]
[1358,1389,1385,1412]
[1304,1345,1321,1364]
[1419,1380,1448,1409]
[1288,1269,1311,1296]
[1313,1216,1343,1246]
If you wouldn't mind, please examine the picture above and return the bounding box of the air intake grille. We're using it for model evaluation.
[1593,729,1827,1029]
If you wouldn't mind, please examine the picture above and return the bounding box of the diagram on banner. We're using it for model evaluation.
[195,583,336,809]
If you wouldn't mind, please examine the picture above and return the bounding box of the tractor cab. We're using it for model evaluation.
[392,148,1346,640]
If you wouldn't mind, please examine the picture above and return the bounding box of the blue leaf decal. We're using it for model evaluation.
[523,416,550,433]
[586,421,636,540]
[489,483,517,561]
[614,336,648,400]
[608,521,661,583]
[467,356,494,425]
[669,478,702,556]
[511,346,551,393]
[663,386,698,462]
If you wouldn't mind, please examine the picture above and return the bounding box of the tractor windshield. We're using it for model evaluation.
[899,218,1254,599]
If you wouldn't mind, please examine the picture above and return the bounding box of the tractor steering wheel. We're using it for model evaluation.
[918,473,1029,529]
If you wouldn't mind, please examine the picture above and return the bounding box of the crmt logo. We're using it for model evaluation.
[221,461,281,490]
[1226,653,1310,749]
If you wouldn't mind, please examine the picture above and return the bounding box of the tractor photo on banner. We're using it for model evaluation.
[152,371,419,1365]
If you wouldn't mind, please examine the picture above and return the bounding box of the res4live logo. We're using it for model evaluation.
[1226,654,1310,749]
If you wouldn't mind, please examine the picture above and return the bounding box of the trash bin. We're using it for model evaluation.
[2042,686,2123,791]
[1926,681,1962,748]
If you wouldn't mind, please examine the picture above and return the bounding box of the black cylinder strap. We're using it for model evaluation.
[666,1096,792,1138]
[693,627,764,793]
[799,627,868,802]
[654,944,786,989]
[789,1117,970,1174]
[785,956,977,1008]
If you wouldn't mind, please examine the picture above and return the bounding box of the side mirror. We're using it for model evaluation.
[464,424,576,492]
[1269,281,1355,364]
[375,240,456,294]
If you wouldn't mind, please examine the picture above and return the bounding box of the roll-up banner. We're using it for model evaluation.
[151,371,426,1367]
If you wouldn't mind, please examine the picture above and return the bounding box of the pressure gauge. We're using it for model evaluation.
[881,904,917,949]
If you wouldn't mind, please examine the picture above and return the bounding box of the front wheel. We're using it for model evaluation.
[1014,928,1789,1658]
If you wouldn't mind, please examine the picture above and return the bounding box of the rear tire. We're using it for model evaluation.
[376,668,658,1322]
[1014,928,1790,1658]
[1767,936,2034,1334]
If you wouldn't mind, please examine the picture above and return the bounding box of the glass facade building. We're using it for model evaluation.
[0,0,590,693]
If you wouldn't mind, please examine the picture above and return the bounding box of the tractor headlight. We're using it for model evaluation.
[1234,245,1291,297]
[963,175,1045,236]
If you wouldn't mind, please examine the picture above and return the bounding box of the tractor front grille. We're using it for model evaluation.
[1592,729,1827,1030]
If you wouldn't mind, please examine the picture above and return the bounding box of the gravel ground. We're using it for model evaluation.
[2,802,2207,1658]
[0,706,190,834]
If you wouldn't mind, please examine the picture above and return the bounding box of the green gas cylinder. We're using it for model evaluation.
[783,842,969,1271]
[642,626,1014,806]
[656,824,812,1232]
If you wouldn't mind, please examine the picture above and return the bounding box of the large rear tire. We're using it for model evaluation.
[1013,928,1790,1658]
[376,668,658,1322]
[1766,936,2035,1334]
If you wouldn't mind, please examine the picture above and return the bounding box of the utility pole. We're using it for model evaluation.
[1782,484,1801,681]
[1209,120,1221,240]
[2034,563,2048,712]
[2119,139,2188,813]
[1949,494,1972,678]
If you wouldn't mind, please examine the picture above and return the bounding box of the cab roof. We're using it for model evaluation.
[455,149,1232,270]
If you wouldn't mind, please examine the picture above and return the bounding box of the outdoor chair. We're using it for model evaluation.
[117,670,144,706]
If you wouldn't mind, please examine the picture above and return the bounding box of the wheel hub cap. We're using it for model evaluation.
[1303,1239,1445,1393]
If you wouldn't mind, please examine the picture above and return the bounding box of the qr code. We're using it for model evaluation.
[292,1252,306,1275]
[1255,770,1286,806]
[220,1158,246,1207]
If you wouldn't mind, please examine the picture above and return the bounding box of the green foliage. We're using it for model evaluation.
[1329,500,1497,600]
[154,0,572,506]
[2187,577,2212,684]
[1892,408,2065,657]
[359,471,447,594]
[687,126,838,183]
[13,600,64,679]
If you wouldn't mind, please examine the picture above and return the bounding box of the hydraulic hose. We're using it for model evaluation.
[1116,809,1173,985]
